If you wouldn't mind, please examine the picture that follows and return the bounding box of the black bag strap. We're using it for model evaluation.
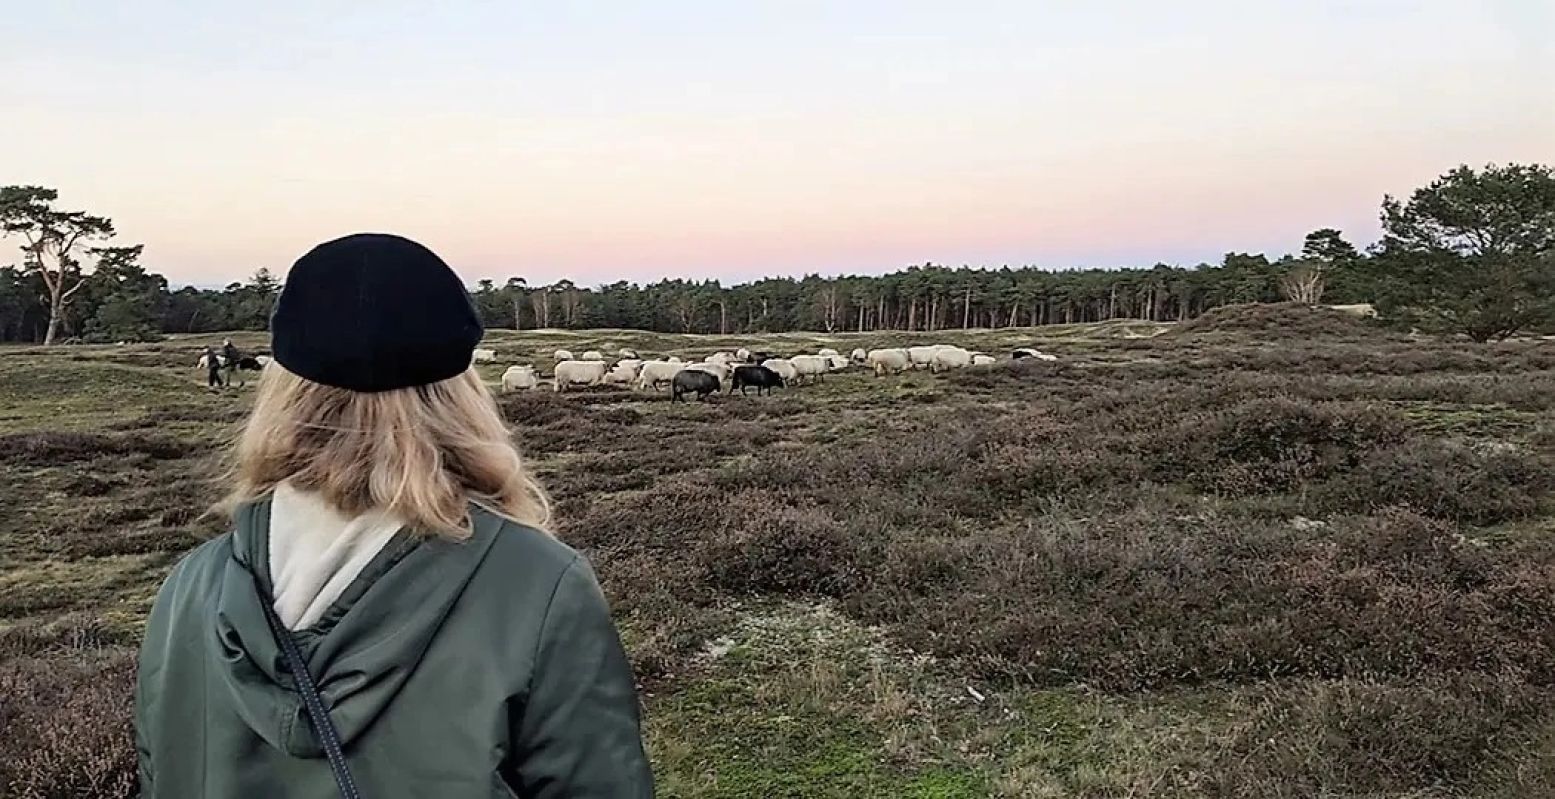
[256,579,364,799]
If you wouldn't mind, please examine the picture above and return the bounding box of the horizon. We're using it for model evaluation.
[5,2,1553,286]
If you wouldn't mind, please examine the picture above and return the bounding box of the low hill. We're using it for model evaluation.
[1172,302,1387,341]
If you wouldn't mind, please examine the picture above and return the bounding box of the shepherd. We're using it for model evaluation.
[200,346,225,389]
[222,338,245,387]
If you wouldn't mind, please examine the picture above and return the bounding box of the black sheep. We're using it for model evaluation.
[730,365,784,396]
[671,369,721,402]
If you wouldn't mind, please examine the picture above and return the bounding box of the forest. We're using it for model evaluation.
[2,163,1552,344]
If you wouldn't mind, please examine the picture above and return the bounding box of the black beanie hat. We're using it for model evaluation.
[270,233,483,392]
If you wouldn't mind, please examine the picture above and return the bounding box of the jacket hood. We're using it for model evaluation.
[207,499,501,757]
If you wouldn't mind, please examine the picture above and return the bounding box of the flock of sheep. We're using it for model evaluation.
[485,344,1058,400]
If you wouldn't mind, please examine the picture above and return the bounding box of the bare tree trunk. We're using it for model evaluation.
[44,299,63,345]
[907,298,917,331]
[962,287,972,329]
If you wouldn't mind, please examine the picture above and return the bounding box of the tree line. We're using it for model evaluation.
[3,163,1552,345]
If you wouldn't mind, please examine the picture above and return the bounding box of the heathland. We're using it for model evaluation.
[3,304,1555,798]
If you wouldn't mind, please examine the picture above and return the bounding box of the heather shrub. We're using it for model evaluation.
[696,504,862,596]
[840,507,1555,690]
[1136,398,1408,493]
[1315,440,1555,524]
[0,432,196,466]
[0,650,137,799]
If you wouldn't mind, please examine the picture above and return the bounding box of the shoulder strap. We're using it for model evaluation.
[255,576,364,799]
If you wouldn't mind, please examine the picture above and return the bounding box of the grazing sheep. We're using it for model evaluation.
[617,348,639,359]
[761,358,798,383]
[602,359,644,386]
[907,345,944,369]
[472,348,497,363]
[501,365,540,391]
[735,347,752,362]
[972,354,997,366]
[850,348,867,364]
[867,348,911,377]
[672,369,721,402]
[553,349,574,361]
[930,346,974,372]
[552,360,609,392]
[1012,348,1058,361]
[254,355,271,367]
[666,355,683,363]
[817,348,840,359]
[581,350,605,361]
[706,351,737,367]
[826,354,850,371]
[791,354,830,384]
[731,365,784,396]
[636,360,683,391]
[747,350,773,364]
[685,361,733,383]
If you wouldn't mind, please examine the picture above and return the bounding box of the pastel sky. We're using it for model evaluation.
[4,1,1553,287]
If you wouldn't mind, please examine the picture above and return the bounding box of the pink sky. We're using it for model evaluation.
[5,2,1552,286]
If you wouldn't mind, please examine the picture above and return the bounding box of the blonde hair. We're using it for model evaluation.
[221,363,550,538]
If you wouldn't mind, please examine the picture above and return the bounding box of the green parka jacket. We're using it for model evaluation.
[135,498,654,798]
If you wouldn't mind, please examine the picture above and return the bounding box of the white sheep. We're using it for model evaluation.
[618,348,639,359]
[907,345,945,369]
[472,348,497,363]
[761,358,798,383]
[818,348,840,358]
[706,351,737,367]
[790,354,830,384]
[501,365,540,391]
[581,350,605,361]
[636,360,684,391]
[930,346,974,372]
[553,349,574,361]
[867,348,911,377]
[602,359,644,385]
[684,361,732,383]
[666,355,683,363]
[735,347,752,363]
[850,348,867,364]
[826,354,850,371]
[972,354,997,366]
[552,360,609,392]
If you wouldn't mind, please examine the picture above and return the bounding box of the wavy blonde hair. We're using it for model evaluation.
[221,363,550,538]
